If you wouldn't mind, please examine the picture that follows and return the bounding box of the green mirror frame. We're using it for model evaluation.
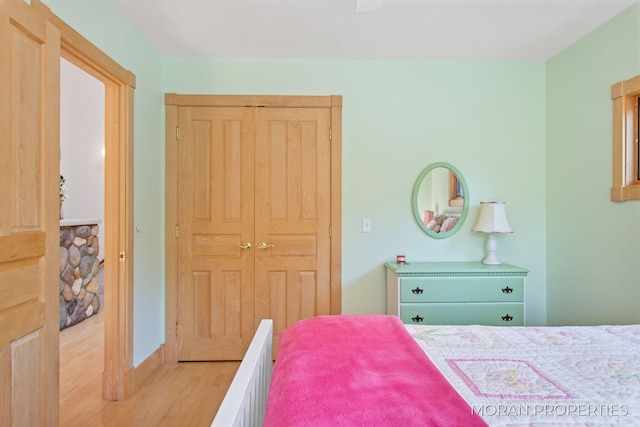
[411,162,470,239]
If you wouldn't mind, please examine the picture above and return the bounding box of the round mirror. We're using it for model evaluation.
[411,162,469,239]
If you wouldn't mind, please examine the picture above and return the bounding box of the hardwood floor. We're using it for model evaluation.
[59,312,239,426]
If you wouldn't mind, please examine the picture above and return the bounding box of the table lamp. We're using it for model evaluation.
[472,201,513,265]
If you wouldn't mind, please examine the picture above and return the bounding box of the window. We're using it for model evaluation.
[611,74,640,201]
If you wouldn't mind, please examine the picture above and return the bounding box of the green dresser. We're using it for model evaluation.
[386,262,529,326]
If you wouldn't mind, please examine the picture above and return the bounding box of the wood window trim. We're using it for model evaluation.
[611,74,640,201]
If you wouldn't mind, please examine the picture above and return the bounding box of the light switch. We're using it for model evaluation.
[134,223,141,237]
[362,217,372,233]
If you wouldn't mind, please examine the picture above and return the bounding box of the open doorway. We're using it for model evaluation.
[59,58,105,324]
[58,57,106,405]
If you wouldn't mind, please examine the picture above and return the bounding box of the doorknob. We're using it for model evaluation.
[238,242,252,250]
[257,242,274,250]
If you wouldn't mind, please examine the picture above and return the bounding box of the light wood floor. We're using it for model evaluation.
[59,311,239,426]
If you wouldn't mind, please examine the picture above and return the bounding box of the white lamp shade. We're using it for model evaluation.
[472,202,513,234]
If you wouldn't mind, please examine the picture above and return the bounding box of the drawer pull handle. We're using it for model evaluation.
[501,286,513,294]
[501,314,514,322]
[411,315,424,323]
[411,287,424,294]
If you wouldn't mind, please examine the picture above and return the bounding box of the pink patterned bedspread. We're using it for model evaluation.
[263,315,487,427]
[407,323,640,425]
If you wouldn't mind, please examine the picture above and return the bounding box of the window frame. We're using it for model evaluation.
[611,75,640,201]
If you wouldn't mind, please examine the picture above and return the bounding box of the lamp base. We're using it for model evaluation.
[481,234,502,265]
[481,254,502,265]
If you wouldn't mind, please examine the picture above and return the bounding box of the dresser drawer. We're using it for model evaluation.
[399,277,523,303]
[400,303,524,326]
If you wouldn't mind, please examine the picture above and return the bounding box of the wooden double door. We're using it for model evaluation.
[166,95,342,361]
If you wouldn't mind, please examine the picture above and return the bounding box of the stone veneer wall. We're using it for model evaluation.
[59,224,101,330]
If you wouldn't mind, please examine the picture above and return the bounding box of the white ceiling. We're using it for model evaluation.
[105,0,638,61]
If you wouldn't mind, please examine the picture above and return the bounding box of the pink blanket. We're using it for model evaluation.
[263,315,487,427]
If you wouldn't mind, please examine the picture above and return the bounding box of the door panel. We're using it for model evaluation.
[177,107,255,360]
[254,108,332,348]
[0,0,59,423]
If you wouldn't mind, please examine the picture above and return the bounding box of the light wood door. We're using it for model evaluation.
[0,0,60,424]
[174,98,337,361]
[177,106,256,360]
[254,107,332,350]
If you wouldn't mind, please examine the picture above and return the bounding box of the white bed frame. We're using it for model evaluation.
[210,319,273,427]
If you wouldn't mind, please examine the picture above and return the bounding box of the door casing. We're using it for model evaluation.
[51,8,136,400]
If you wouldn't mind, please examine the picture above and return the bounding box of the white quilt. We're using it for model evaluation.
[406,323,640,426]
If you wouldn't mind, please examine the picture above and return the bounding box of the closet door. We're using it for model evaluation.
[169,95,340,362]
[254,107,332,349]
[176,106,255,360]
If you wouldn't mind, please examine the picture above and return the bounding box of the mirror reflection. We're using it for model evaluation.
[412,162,469,239]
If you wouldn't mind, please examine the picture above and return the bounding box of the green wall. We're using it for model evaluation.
[162,59,548,325]
[546,4,640,325]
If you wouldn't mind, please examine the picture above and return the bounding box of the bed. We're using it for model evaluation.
[211,315,640,426]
